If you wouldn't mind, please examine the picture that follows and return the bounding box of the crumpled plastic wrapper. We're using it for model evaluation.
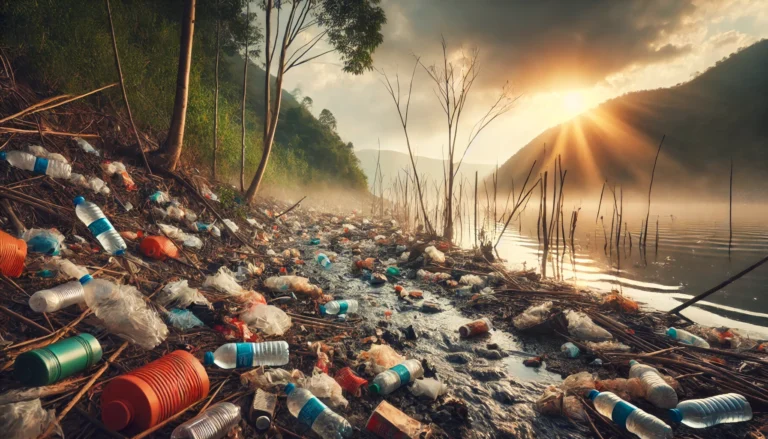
[240,304,291,336]
[0,399,63,438]
[565,310,613,341]
[512,301,553,330]
[157,280,210,308]
[534,385,587,421]
[240,367,304,391]
[357,344,406,374]
[301,372,348,408]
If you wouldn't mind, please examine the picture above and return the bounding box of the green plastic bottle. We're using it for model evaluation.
[386,266,401,277]
[14,333,102,386]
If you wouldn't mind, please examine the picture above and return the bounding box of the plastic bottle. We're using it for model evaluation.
[14,333,102,386]
[29,274,92,312]
[369,359,424,395]
[171,402,241,439]
[74,196,126,255]
[410,378,448,400]
[669,393,752,428]
[628,360,678,408]
[252,389,278,432]
[285,383,353,439]
[0,150,71,178]
[666,327,710,348]
[316,253,332,270]
[204,341,289,369]
[320,300,359,316]
[588,390,672,439]
[424,246,445,263]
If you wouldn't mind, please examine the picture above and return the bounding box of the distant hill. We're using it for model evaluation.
[356,149,496,189]
[223,54,300,113]
[495,39,768,201]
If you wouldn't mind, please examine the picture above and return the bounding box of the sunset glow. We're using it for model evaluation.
[562,91,588,117]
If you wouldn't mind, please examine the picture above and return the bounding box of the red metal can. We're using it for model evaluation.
[459,317,492,338]
[335,367,368,397]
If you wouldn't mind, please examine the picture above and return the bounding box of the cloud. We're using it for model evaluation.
[709,30,752,48]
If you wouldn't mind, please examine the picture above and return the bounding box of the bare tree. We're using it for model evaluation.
[240,1,250,191]
[212,0,221,179]
[420,37,517,239]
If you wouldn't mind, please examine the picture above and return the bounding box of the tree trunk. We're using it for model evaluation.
[240,1,249,192]
[212,0,219,179]
[443,161,454,239]
[163,0,196,171]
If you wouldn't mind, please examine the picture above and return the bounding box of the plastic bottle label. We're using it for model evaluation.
[612,400,637,429]
[297,396,327,427]
[236,343,254,368]
[390,364,411,384]
[88,218,113,237]
[338,301,349,314]
[33,157,49,174]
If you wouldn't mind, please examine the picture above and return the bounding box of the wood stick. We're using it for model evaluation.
[0,127,100,137]
[275,195,306,219]
[0,83,117,125]
[1,198,26,234]
[643,134,665,247]
[0,305,51,334]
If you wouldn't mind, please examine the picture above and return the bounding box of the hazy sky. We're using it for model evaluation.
[282,0,768,165]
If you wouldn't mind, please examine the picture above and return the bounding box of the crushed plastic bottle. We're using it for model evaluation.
[222,219,239,233]
[204,341,290,368]
[157,280,209,308]
[460,274,484,286]
[27,144,68,163]
[513,301,553,330]
[171,402,240,439]
[589,390,672,439]
[316,253,332,270]
[74,137,100,156]
[423,246,445,263]
[240,304,292,336]
[565,310,613,341]
[264,275,322,298]
[0,398,62,439]
[69,173,110,195]
[369,359,424,395]
[302,372,349,408]
[410,378,448,400]
[29,274,92,313]
[74,196,126,255]
[629,360,678,408]
[0,150,71,179]
[669,393,752,428]
[320,300,358,316]
[666,327,710,348]
[285,383,353,439]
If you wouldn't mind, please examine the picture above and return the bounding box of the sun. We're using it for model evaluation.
[562,91,588,116]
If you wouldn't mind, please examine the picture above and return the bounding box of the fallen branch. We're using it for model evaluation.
[274,195,306,219]
[0,127,100,137]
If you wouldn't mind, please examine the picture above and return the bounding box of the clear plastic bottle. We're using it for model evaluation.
[666,327,710,348]
[628,360,678,408]
[204,341,289,369]
[73,196,126,255]
[589,390,672,439]
[316,253,332,270]
[669,393,752,428]
[171,402,241,439]
[369,359,424,395]
[29,275,92,312]
[285,383,353,439]
[0,150,71,179]
[320,300,359,316]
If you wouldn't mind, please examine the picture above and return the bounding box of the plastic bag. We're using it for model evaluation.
[204,267,245,295]
[460,274,484,286]
[301,372,348,408]
[27,144,68,163]
[0,399,62,439]
[166,205,186,221]
[602,292,639,313]
[222,219,239,233]
[240,368,304,390]
[102,161,136,191]
[410,378,448,400]
[69,173,110,195]
[74,137,100,156]
[416,269,452,283]
[596,378,645,401]
[424,246,445,263]
[264,276,322,298]
[513,301,553,330]
[149,191,171,204]
[22,228,65,255]
[534,386,587,421]
[561,372,596,393]
[84,279,168,349]
[240,304,292,336]
[565,310,613,341]
[200,184,219,201]
[357,344,406,374]
[157,280,210,308]
[167,308,205,329]
[585,340,631,352]
[158,224,202,248]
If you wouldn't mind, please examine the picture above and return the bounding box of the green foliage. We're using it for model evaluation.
[318,109,337,131]
[0,0,368,190]
[316,0,387,74]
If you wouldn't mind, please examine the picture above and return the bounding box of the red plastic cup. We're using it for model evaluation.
[0,229,26,277]
[335,367,368,397]
[101,350,209,433]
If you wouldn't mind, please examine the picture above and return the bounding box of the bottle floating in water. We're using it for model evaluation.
[369,359,424,395]
[204,341,289,369]
[320,300,358,316]
[669,393,752,428]
[285,383,353,439]
[171,402,241,439]
[0,151,71,179]
[29,274,93,313]
[74,196,127,255]
[589,390,672,439]
[666,327,710,348]
[629,360,678,409]
[316,253,332,270]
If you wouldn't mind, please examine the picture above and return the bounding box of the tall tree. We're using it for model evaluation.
[243,0,386,203]
[212,0,221,179]
[240,0,249,191]
[318,108,337,131]
[162,0,196,171]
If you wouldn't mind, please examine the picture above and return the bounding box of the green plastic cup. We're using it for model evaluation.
[14,333,103,386]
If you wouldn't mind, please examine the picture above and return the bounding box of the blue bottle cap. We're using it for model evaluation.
[669,408,683,423]
[114,249,125,256]
[79,274,93,285]
[587,389,599,401]
[73,196,85,206]
[629,360,638,366]
[666,327,677,338]
[285,383,296,394]
[204,352,214,365]
[319,305,327,315]
[0,151,6,160]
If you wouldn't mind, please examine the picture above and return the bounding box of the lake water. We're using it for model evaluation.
[490,203,768,338]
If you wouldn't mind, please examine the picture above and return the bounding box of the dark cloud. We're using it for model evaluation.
[374,0,699,92]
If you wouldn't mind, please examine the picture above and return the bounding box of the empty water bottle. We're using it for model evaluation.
[316,253,332,270]
[320,300,358,316]
[669,393,752,428]
[171,402,241,439]
[74,196,126,255]
[29,275,92,313]
[0,150,71,179]
[666,327,710,348]
[628,360,678,408]
[369,359,424,395]
[285,383,353,439]
[589,390,672,439]
[204,341,289,369]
